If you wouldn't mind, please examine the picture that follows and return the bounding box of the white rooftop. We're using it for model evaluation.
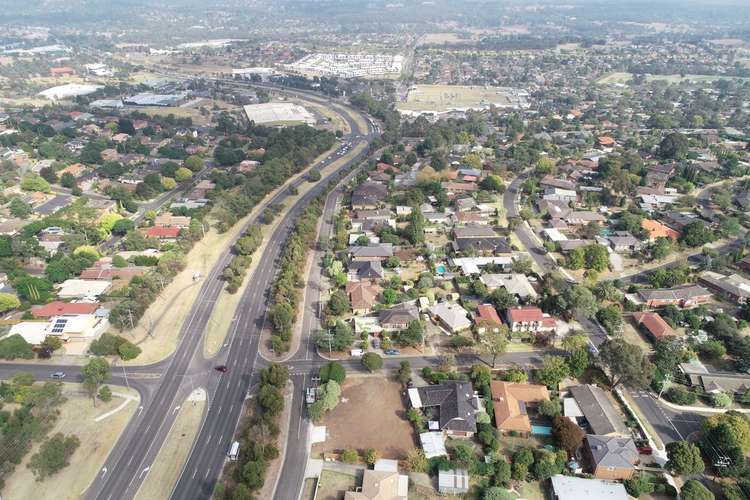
[39,84,103,100]
[243,102,315,126]
[550,475,628,500]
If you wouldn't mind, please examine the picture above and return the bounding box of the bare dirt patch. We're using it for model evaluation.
[312,377,415,459]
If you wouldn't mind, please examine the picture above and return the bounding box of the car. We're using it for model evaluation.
[637,446,653,455]
[384,349,400,355]
[50,372,66,379]
[214,365,229,373]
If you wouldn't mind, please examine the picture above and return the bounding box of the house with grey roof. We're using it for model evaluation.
[453,226,511,255]
[379,302,419,330]
[407,381,481,437]
[348,243,394,262]
[429,302,472,334]
[584,434,639,480]
[480,273,538,299]
[566,385,628,436]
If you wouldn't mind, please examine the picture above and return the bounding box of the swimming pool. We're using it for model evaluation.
[531,425,553,436]
[436,265,446,274]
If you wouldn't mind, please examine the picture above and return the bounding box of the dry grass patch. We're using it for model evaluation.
[315,470,358,500]
[135,389,206,500]
[2,384,139,500]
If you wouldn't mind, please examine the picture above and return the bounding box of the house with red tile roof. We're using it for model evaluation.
[31,301,99,318]
[632,311,677,341]
[490,381,550,435]
[505,306,556,333]
[641,219,680,241]
[475,304,503,334]
[145,226,180,240]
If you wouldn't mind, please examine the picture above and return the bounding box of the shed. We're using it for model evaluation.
[438,469,469,495]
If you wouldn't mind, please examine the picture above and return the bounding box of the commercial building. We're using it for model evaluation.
[242,102,315,126]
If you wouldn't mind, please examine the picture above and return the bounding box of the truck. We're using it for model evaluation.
[306,387,316,406]
[228,441,240,462]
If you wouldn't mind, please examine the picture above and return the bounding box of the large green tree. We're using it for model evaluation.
[598,338,654,388]
[666,440,705,476]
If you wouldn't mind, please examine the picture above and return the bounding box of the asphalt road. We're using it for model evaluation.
[83,90,375,500]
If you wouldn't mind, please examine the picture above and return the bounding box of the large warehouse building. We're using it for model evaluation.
[243,102,316,126]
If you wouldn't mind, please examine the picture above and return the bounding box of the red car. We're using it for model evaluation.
[214,365,229,373]
[637,446,653,455]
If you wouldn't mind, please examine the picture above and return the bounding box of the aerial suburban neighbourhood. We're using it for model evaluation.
[0,1,749,500]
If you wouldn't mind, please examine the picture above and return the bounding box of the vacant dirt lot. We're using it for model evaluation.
[312,377,415,459]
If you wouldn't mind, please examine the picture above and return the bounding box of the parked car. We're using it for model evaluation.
[372,338,381,349]
[214,365,229,373]
[384,349,400,355]
[50,372,66,379]
[637,446,653,455]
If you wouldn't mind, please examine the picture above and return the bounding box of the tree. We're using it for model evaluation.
[327,290,351,316]
[406,449,428,472]
[184,155,204,172]
[665,441,705,476]
[537,356,569,388]
[712,392,733,408]
[702,412,750,452]
[319,362,346,384]
[478,326,509,368]
[41,335,63,352]
[584,244,609,272]
[28,433,80,479]
[260,364,289,388]
[161,177,177,190]
[81,357,111,405]
[60,172,77,189]
[596,306,623,336]
[680,480,714,500]
[315,321,354,352]
[117,341,141,360]
[364,448,379,466]
[625,473,656,498]
[0,292,20,313]
[561,285,598,319]
[538,398,562,418]
[394,320,424,348]
[552,416,585,456]
[361,352,383,372]
[405,209,425,245]
[650,237,673,261]
[9,197,32,218]
[680,221,716,247]
[659,132,689,160]
[258,384,284,416]
[398,361,412,386]
[98,385,113,402]
[598,338,654,388]
[0,334,34,359]
[111,219,135,235]
[21,173,51,192]
[665,386,697,405]
[567,348,590,378]
[175,167,193,183]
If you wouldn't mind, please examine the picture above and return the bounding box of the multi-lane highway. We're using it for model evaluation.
[77,86,377,500]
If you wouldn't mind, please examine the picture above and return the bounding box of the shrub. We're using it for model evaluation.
[0,334,34,360]
[341,449,358,464]
[665,386,697,405]
[319,362,346,384]
[712,392,733,408]
[117,341,141,360]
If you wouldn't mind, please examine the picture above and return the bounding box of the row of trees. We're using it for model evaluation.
[214,364,289,500]
[223,225,263,293]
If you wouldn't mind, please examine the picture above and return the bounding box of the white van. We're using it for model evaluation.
[228,441,240,461]
[350,349,364,358]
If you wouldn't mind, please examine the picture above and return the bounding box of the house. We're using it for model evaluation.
[56,279,111,299]
[348,260,384,282]
[564,211,606,226]
[145,226,181,240]
[550,474,628,500]
[9,314,109,352]
[505,307,556,333]
[584,434,639,480]
[453,226,511,255]
[349,244,394,262]
[50,67,75,77]
[474,304,503,334]
[543,187,577,204]
[540,176,576,191]
[698,271,750,304]
[454,212,489,226]
[566,385,628,436]
[408,381,482,437]
[351,182,388,209]
[684,372,750,396]
[636,285,711,308]
[606,231,642,252]
[662,211,700,231]
[79,264,148,283]
[31,301,99,318]
[346,282,380,315]
[344,469,408,500]
[632,311,677,341]
[379,302,420,331]
[354,209,395,228]
[58,163,86,178]
[430,302,472,334]
[480,273,537,299]
[449,257,513,275]
[438,469,470,495]
[641,218,681,241]
[490,381,550,435]
[154,214,192,228]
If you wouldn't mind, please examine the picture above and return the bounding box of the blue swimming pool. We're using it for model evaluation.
[531,425,553,436]
[436,265,446,274]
